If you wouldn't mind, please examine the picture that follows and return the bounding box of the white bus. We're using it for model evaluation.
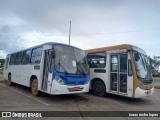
[3,42,89,96]
[85,44,154,98]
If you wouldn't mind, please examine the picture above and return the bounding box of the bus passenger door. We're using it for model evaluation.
[110,53,128,94]
[110,55,118,92]
[42,50,51,91]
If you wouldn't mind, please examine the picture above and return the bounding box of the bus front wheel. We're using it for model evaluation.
[92,80,106,97]
[31,79,39,96]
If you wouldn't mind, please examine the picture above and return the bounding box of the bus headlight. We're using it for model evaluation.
[55,76,64,85]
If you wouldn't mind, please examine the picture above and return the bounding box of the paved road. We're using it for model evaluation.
[0,75,2,80]
[0,83,159,120]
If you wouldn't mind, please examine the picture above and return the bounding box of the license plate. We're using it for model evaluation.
[73,87,80,90]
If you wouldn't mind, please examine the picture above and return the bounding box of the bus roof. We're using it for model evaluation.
[85,44,132,53]
[8,42,81,55]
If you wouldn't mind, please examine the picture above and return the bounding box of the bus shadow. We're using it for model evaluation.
[8,83,89,102]
[105,94,152,105]
[41,93,89,103]
[88,91,151,105]
[6,83,152,105]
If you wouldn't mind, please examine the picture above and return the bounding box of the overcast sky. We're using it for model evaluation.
[0,0,160,58]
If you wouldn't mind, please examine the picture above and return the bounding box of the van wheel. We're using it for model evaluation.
[92,81,106,97]
[8,74,12,86]
[31,79,39,96]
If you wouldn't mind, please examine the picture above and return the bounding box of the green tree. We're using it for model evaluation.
[148,56,160,76]
[0,59,5,64]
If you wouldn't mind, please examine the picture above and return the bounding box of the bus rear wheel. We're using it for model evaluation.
[31,79,39,96]
[92,80,106,97]
[8,74,12,86]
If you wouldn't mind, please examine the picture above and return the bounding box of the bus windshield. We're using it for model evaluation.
[134,52,152,80]
[54,45,89,75]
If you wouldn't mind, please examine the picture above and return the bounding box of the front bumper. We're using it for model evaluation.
[50,80,89,95]
[134,87,154,98]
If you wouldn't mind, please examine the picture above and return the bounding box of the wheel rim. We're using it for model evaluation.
[96,84,102,93]
[8,75,11,85]
[32,80,38,95]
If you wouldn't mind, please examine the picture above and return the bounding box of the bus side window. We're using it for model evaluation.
[22,50,31,65]
[31,47,42,64]
[91,60,96,68]
[9,54,16,65]
[87,52,106,68]
[14,52,23,65]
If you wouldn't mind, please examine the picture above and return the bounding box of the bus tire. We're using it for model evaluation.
[8,74,13,86]
[31,79,39,96]
[92,80,106,97]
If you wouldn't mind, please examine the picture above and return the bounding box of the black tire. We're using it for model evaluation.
[92,80,106,97]
[31,79,40,96]
[8,74,12,86]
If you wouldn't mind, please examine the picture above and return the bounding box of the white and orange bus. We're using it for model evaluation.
[85,44,154,98]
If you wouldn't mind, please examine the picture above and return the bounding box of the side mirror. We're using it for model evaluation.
[49,50,55,58]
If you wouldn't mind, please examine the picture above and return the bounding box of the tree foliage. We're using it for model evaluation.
[0,59,5,64]
[148,56,160,76]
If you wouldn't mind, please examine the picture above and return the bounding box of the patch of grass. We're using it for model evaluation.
[0,69,3,75]
[154,85,160,89]
[0,69,3,76]
[153,77,160,83]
